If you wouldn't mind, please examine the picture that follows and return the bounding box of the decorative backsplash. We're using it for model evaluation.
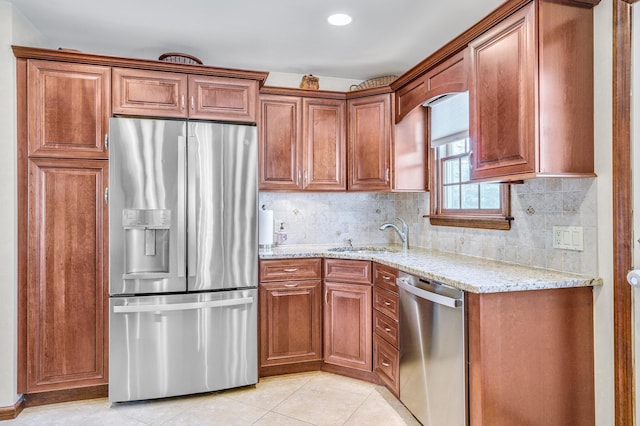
[258,177,597,276]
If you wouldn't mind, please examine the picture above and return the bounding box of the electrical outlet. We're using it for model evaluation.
[552,226,584,251]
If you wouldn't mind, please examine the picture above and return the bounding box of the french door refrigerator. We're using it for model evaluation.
[108,117,258,403]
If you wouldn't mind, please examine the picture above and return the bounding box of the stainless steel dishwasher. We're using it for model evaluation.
[397,271,466,425]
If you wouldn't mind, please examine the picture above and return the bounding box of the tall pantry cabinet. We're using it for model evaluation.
[18,59,110,397]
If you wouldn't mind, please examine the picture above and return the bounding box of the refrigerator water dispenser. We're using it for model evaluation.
[123,209,171,275]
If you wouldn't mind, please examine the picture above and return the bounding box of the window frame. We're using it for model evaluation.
[427,108,512,230]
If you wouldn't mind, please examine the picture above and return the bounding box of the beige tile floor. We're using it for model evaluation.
[4,372,421,426]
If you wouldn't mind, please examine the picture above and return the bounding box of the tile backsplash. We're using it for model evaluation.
[259,177,597,276]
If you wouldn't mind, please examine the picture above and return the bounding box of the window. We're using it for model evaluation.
[428,93,511,230]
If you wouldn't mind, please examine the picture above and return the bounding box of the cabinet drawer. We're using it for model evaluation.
[373,287,399,320]
[324,259,371,284]
[373,310,399,348]
[373,263,398,293]
[260,258,321,282]
[374,334,399,396]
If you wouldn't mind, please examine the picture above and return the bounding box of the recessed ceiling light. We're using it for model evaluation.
[328,13,352,26]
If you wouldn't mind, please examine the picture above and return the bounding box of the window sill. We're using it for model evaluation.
[424,214,512,230]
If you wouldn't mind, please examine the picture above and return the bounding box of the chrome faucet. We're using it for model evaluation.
[379,217,409,250]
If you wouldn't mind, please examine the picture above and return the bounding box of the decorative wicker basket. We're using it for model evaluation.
[350,75,398,91]
[158,52,203,65]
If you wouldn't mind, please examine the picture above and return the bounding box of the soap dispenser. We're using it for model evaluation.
[275,221,288,245]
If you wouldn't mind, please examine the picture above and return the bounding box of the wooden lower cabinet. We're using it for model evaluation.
[467,287,595,425]
[26,158,108,392]
[259,258,323,375]
[323,281,372,371]
[259,280,322,367]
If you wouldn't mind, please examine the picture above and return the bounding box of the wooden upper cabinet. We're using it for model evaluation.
[27,158,108,392]
[468,4,536,180]
[348,93,392,191]
[302,98,346,190]
[393,105,428,191]
[113,68,258,122]
[395,50,468,123]
[258,95,302,190]
[188,75,257,123]
[259,92,346,191]
[469,1,595,181]
[27,60,110,158]
[112,68,187,118]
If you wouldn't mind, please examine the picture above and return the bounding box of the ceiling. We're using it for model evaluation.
[8,0,505,81]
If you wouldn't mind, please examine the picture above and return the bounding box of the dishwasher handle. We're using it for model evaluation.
[397,277,462,308]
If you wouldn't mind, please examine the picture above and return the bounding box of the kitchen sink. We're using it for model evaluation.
[327,246,399,254]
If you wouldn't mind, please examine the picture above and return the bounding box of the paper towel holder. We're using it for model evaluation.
[259,205,274,250]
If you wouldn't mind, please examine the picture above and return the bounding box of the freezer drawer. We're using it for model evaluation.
[109,289,258,402]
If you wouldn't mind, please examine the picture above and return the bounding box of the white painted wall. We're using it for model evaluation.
[265,71,361,92]
[0,0,45,408]
[593,0,615,424]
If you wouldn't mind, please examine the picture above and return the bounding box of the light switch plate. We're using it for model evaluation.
[552,226,584,251]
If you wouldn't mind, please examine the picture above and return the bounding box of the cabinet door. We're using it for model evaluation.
[27,60,110,158]
[348,94,391,191]
[323,282,372,371]
[188,75,257,123]
[112,68,188,118]
[27,158,108,392]
[468,4,536,180]
[302,98,346,190]
[258,95,303,190]
[259,280,322,367]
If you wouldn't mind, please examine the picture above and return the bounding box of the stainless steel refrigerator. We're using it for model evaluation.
[108,117,258,403]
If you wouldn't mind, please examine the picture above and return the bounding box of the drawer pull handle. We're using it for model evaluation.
[284,283,298,288]
[384,327,392,332]
[382,361,390,367]
[382,276,391,281]
[283,268,298,272]
[383,301,392,306]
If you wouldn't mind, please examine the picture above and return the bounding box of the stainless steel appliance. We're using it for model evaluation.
[108,118,258,402]
[397,271,466,425]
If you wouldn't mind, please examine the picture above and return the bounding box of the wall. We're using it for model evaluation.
[0,0,45,409]
[260,178,598,275]
[265,71,362,92]
[592,1,615,424]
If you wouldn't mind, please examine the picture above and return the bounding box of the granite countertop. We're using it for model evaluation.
[259,244,602,294]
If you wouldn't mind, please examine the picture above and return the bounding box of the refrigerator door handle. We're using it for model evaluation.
[113,297,254,314]
[177,136,186,278]
[187,135,197,277]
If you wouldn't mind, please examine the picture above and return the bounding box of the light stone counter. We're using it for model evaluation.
[259,244,602,294]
